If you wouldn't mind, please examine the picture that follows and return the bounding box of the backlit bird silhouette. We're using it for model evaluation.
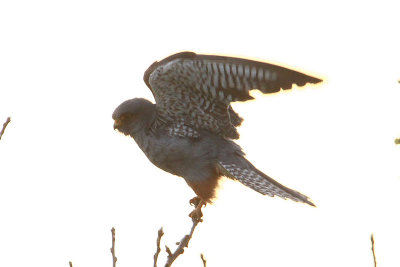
[113,52,321,210]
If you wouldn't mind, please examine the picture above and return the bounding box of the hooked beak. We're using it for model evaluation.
[113,119,121,130]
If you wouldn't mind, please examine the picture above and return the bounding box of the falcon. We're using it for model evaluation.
[113,52,321,215]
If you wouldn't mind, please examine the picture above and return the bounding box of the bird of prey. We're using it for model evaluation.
[113,52,321,213]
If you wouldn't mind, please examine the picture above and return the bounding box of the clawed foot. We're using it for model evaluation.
[189,197,206,222]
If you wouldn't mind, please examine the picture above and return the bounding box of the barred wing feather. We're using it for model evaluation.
[144,52,322,139]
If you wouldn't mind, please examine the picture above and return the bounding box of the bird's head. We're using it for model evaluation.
[112,98,155,136]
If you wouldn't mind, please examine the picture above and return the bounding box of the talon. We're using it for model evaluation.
[190,196,201,207]
[188,198,205,222]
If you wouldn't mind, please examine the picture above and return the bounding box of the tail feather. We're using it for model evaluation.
[218,161,315,207]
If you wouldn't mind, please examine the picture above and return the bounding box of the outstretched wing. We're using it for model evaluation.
[144,51,322,139]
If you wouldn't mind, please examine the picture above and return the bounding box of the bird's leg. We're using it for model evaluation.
[189,196,206,222]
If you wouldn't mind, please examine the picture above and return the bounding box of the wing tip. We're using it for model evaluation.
[296,73,323,87]
[286,75,322,91]
[309,76,323,85]
[288,188,317,207]
[304,198,317,207]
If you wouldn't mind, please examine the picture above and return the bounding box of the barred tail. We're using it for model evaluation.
[218,161,315,207]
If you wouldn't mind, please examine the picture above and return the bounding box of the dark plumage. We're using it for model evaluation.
[113,51,322,206]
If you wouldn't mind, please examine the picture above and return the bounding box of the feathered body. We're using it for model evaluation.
[113,52,322,206]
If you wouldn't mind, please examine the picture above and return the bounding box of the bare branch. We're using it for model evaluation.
[152,198,205,266]
[371,234,377,267]
[153,227,164,267]
[0,117,11,141]
[164,211,203,267]
[200,253,207,267]
[110,227,117,267]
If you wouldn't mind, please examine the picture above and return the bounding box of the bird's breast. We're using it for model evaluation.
[135,131,218,179]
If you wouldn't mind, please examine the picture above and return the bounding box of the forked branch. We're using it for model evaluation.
[153,198,205,267]
[164,215,202,267]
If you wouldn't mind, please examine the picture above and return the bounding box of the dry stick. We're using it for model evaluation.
[164,216,202,267]
[371,234,377,267]
[0,117,11,141]
[153,227,164,267]
[110,227,117,267]
[200,253,207,267]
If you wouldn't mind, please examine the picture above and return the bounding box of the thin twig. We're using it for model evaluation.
[371,234,377,267]
[69,261,73,267]
[164,216,202,267]
[153,227,164,267]
[0,117,11,141]
[200,253,207,267]
[110,227,117,267]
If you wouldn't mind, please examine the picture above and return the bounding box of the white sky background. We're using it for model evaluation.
[1,0,400,266]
